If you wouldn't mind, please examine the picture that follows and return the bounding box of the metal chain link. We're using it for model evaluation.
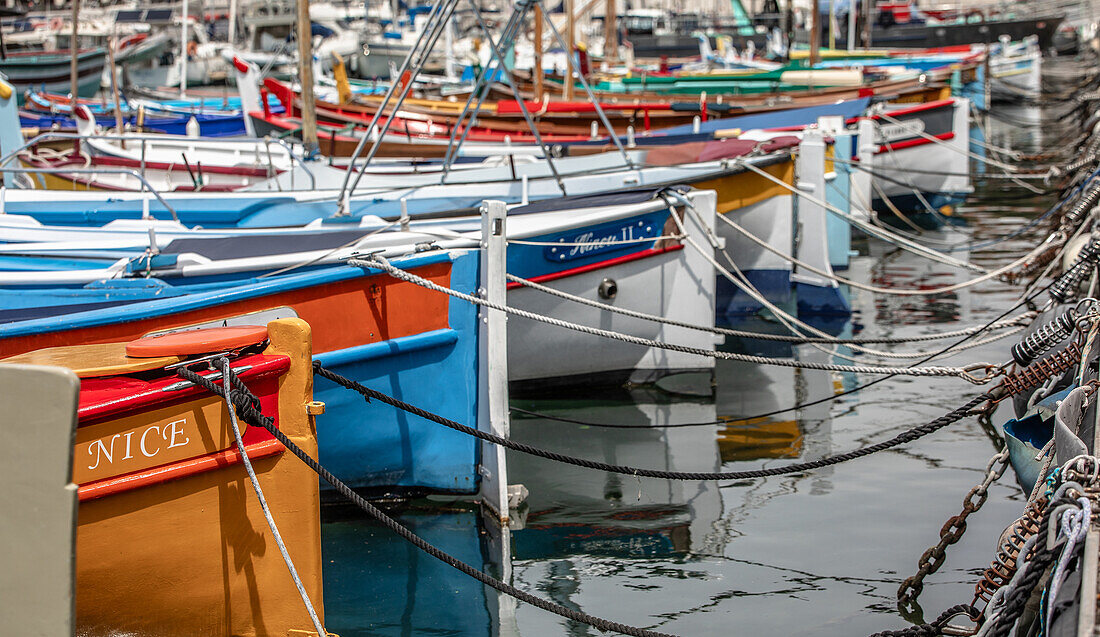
[898,448,1012,608]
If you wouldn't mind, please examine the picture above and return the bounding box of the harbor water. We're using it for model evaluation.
[316,107,1053,636]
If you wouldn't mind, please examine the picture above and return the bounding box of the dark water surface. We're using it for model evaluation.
[320,104,1063,636]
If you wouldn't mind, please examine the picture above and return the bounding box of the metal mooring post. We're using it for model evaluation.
[478,200,521,525]
[478,200,521,632]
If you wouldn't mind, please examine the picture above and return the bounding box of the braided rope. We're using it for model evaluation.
[715,209,1053,297]
[314,361,993,481]
[351,256,994,383]
[505,273,1035,345]
[175,365,676,637]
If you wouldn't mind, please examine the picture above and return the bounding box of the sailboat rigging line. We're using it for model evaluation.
[664,191,1006,362]
[178,366,674,637]
[874,112,1024,173]
[351,256,999,382]
[337,0,450,194]
[441,1,569,192]
[352,0,461,182]
[836,156,1052,181]
[532,0,634,166]
[714,208,1054,296]
[339,0,459,205]
[313,360,995,480]
[439,7,529,180]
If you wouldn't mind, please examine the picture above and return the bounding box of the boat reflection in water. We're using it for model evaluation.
[316,326,851,636]
[320,501,502,637]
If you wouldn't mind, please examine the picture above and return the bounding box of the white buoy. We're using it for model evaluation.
[185,115,200,138]
[626,125,635,148]
[590,121,598,139]
[692,116,701,134]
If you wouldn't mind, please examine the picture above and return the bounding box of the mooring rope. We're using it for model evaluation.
[313,361,993,480]
[350,256,999,383]
[714,210,1052,297]
[733,159,986,273]
[505,271,1035,344]
[177,364,676,637]
[182,362,328,637]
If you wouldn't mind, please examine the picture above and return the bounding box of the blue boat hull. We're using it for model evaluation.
[0,252,484,494]
[20,110,248,137]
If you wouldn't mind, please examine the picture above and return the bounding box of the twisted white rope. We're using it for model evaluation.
[350,256,998,383]
[733,159,986,273]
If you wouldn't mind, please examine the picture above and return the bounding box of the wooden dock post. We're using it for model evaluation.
[0,363,80,635]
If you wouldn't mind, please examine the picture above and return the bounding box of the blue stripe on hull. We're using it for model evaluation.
[313,253,480,492]
[795,281,851,316]
[715,268,791,316]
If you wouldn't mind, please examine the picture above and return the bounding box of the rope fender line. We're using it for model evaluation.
[175,365,676,637]
[349,256,1000,384]
[313,360,994,481]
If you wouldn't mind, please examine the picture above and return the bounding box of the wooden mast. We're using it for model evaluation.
[69,0,80,100]
[179,0,189,97]
[108,37,124,138]
[564,0,575,101]
[809,0,821,66]
[534,4,544,102]
[604,0,616,65]
[296,0,318,153]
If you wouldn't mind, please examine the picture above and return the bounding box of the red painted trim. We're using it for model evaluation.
[877,131,954,154]
[77,439,284,502]
[24,152,280,177]
[873,98,955,119]
[506,244,684,289]
[78,355,289,423]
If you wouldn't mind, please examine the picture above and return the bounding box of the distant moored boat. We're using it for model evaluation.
[0,48,106,106]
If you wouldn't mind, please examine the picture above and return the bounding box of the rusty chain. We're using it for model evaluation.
[897,447,1012,609]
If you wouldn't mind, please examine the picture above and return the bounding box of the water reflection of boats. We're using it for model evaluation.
[509,389,724,559]
[320,502,499,636]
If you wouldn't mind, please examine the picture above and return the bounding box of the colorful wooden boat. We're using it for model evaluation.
[18,144,284,192]
[19,105,249,137]
[2,48,105,106]
[0,250,483,493]
[0,319,325,635]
